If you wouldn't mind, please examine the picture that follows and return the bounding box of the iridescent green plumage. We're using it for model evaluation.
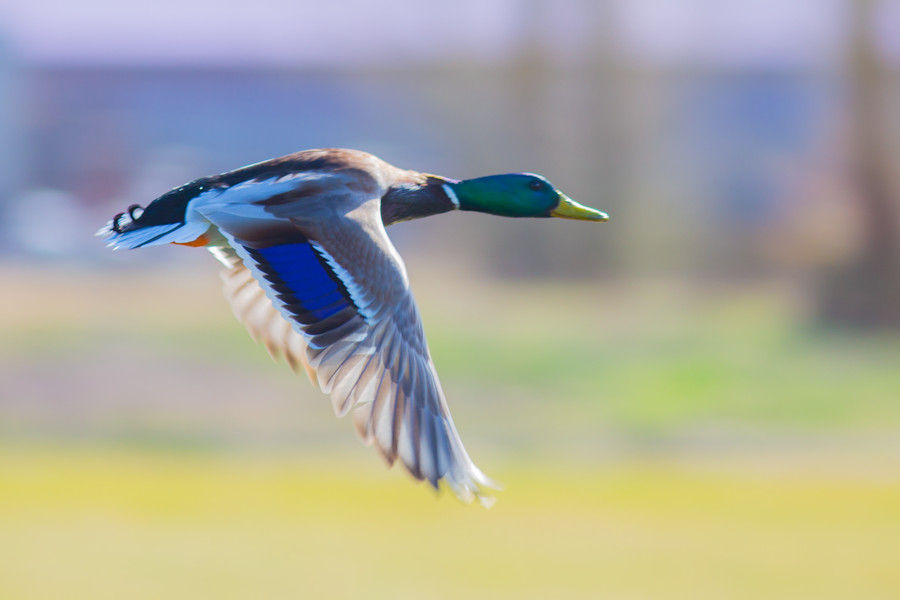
[451,173,608,221]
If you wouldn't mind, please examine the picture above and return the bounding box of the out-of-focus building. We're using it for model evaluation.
[2,0,896,283]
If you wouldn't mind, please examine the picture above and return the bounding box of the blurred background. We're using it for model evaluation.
[1,1,899,598]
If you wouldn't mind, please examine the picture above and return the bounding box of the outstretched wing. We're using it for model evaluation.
[215,248,318,385]
[201,198,496,505]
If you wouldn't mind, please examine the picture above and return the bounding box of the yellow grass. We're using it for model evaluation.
[1,444,898,600]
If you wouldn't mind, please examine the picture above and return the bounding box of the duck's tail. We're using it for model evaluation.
[97,183,211,250]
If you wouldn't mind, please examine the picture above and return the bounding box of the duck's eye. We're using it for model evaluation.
[529,180,544,192]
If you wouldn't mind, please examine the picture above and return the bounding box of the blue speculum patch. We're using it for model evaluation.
[252,242,351,320]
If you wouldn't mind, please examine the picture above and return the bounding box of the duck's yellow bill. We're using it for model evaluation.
[551,194,609,221]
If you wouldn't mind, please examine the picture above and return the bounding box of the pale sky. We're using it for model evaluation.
[0,0,888,67]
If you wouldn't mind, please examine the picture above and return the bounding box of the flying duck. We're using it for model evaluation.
[98,148,608,505]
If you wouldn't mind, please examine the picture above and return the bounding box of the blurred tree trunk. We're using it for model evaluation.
[491,0,624,278]
[495,0,553,277]
[818,0,900,328]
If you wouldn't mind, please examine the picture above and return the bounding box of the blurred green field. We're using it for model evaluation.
[3,262,900,440]
[1,443,899,600]
[2,263,899,599]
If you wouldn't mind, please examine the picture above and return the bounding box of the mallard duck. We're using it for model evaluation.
[98,148,608,505]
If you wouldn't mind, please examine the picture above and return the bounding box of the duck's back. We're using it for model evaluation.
[211,148,397,191]
[103,148,416,249]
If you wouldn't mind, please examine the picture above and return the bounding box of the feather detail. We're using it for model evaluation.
[217,250,317,386]
[99,221,211,250]
[102,148,500,505]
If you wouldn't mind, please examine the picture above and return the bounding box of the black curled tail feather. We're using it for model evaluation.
[97,178,212,250]
[110,204,145,234]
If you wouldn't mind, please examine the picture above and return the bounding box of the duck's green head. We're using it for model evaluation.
[448,173,608,221]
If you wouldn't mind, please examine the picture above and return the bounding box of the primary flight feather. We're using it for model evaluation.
[98,148,608,505]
